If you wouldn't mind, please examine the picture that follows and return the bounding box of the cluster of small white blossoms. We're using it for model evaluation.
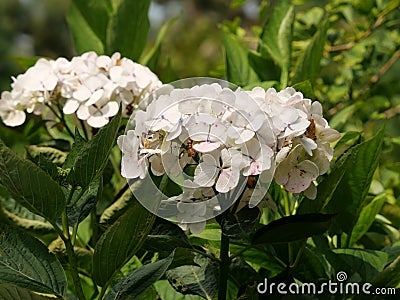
[0,52,162,128]
[118,83,340,233]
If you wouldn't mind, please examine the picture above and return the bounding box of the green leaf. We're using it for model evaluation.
[70,109,121,188]
[247,51,281,82]
[218,206,261,239]
[9,56,41,71]
[324,127,385,236]
[66,177,102,226]
[93,200,155,287]
[100,185,137,226]
[25,146,67,166]
[105,251,175,300]
[329,104,357,130]
[291,80,314,99]
[0,224,67,297]
[251,213,336,245]
[371,256,400,288]
[107,0,151,60]
[297,150,352,214]
[0,283,56,300]
[71,0,111,44]
[166,254,218,299]
[63,128,87,169]
[222,29,259,86]
[141,18,177,71]
[349,193,386,246]
[330,249,388,282]
[66,1,107,54]
[292,18,328,86]
[259,0,294,86]
[0,198,53,234]
[228,257,259,287]
[143,235,192,253]
[154,280,204,300]
[0,139,66,222]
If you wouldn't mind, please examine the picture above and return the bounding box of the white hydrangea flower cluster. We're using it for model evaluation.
[118,83,340,233]
[0,52,162,128]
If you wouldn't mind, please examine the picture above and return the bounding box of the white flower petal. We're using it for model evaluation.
[87,116,109,128]
[193,141,221,153]
[216,168,239,193]
[85,89,104,106]
[63,100,80,114]
[73,85,91,101]
[3,110,26,126]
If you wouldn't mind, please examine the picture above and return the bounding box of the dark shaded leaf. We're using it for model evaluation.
[93,200,155,286]
[252,213,336,245]
[107,0,151,60]
[66,177,102,226]
[222,29,259,86]
[259,0,294,86]
[0,283,56,300]
[70,109,121,188]
[105,251,175,300]
[0,224,67,297]
[292,18,328,86]
[0,139,65,221]
[25,145,67,166]
[166,254,219,299]
[66,1,107,54]
[325,127,385,235]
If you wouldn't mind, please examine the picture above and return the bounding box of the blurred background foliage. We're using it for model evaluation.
[1,0,400,249]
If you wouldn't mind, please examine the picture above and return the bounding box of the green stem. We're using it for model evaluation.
[291,241,306,268]
[229,245,252,261]
[283,189,291,216]
[218,232,230,300]
[55,103,75,138]
[61,210,85,300]
[288,243,294,266]
[98,286,107,300]
[191,247,220,263]
[79,119,89,140]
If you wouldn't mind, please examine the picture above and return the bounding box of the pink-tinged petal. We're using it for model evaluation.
[285,160,319,193]
[193,141,221,153]
[87,116,109,128]
[73,85,91,101]
[63,100,80,114]
[243,162,262,176]
[216,168,239,193]
[85,89,103,106]
[3,110,26,126]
